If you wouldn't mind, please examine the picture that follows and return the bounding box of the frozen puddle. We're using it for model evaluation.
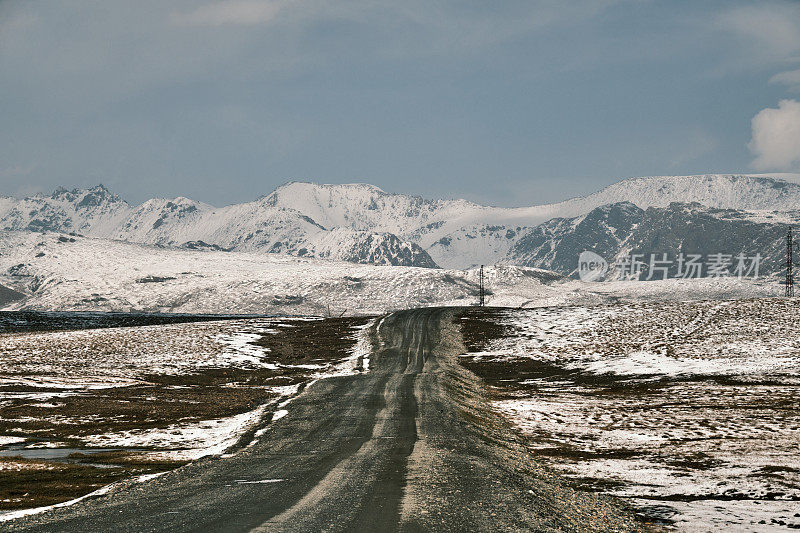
[0,446,124,461]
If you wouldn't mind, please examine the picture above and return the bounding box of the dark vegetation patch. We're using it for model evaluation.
[0,458,145,511]
[0,453,187,511]
[67,450,188,468]
[0,284,25,307]
[0,310,250,334]
[566,476,631,493]
[253,317,370,365]
[457,308,510,352]
[534,447,641,461]
[0,372,280,445]
[753,465,800,476]
[136,275,177,283]
[663,453,722,471]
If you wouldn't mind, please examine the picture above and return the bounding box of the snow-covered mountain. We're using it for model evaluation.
[0,186,437,268]
[421,174,800,267]
[0,185,131,236]
[306,228,438,268]
[2,174,800,270]
[509,202,643,275]
[510,201,798,278]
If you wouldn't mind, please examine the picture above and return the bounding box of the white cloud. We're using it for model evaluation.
[174,1,284,27]
[771,68,800,92]
[749,99,800,171]
[718,4,800,59]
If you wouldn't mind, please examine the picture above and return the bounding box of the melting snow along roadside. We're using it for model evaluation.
[77,317,378,461]
[0,472,169,523]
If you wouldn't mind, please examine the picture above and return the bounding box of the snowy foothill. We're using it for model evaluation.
[0,231,781,317]
[0,231,575,315]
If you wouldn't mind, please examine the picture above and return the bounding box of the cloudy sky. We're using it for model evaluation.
[2,1,800,206]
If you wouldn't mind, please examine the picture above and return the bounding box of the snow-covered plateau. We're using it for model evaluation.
[461,299,800,531]
[0,231,781,315]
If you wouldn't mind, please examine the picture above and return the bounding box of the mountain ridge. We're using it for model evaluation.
[2,174,800,269]
[509,200,795,278]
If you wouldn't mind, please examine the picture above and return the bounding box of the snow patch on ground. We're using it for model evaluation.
[213,327,279,369]
[1,315,376,462]
[318,318,376,377]
[566,347,800,378]
[473,299,800,530]
[82,403,271,460]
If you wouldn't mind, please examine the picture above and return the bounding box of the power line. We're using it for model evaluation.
[787,228,794,297]
[479,265,485,307]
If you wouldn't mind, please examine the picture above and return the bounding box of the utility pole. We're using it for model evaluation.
[787,228,794,297]
[479,265,485,307]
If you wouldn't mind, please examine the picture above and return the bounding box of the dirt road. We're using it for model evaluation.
[6,308,644,532]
